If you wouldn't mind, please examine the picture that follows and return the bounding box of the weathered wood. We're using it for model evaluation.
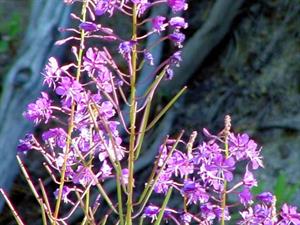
[0,0,70,210]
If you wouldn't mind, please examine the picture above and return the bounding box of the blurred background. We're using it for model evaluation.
[0,0,299,224]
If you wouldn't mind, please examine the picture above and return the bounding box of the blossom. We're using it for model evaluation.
[83,47,107,75]
[154,170,173,194]
[279,204,300,225]
[56,76,83,106]
[144,205,159,223]
[54,186,72,204]
[99,101,115,119]
[121,168,129,185]
[201,203,230,222]
[152,16,166,32]
[96,65,113,92]
[169,32,185,48]
[169,17,188,29]
[23,92,52,124]
[95,0,117,16]
[243,167,257,188]
[100,160,112,180]
[239,204,273,224]
[42,128,67,148]
[180,213,192,225]
[167,0,188,12]
[79,22,98,32]
[169,51,182,67]
[182,180,209,204]
[42,57,62,88]
[229,132,264,170]
[256,192,274,205]
[119,41,136,60]
[144,50,154,65]
[167,151,193,178]
[73,166,96,186]
[239,188,253,206]
[17,134,35,152]
[165,68,174,80]
[205,154,235,190]
[165,51,182,80]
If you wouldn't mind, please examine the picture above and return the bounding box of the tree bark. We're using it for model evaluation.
[0,0,70,210]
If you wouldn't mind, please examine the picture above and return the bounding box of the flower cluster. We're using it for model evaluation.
[15,0,189,224]
[9,0,300,225]
[143,129,300,224]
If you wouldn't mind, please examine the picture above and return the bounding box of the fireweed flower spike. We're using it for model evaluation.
[9,1,300,225]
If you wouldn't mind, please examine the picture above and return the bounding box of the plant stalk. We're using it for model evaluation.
[52,1,88,223]
[126,3,138,225]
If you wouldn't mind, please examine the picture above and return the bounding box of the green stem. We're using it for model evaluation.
[145,86,187,131]
[0,189,25,225]
[153,187,173,225]
[88,101,125,224]
[221,138,229,225]
[135,131,184,217]
[52,1,88,223]
[138,216,144,225]
[126,3,138,225]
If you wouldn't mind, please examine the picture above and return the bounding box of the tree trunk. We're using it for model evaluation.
[0,0,70,210]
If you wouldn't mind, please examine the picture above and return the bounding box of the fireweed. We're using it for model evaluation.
[1,0,300,225]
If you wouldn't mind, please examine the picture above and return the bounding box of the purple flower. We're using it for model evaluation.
[167,0,188,12]
[54,186,72,204]
[95,0,116,16]
[152,16,166,32]
[79,22,98,32]
[144,205,159,223]
[100,160,112,180]
[144,50,154,65]
[182,180,209,204]
[169,51,182,67]
[256,192,274,205]
[121,169,129,185]
[164,51,182,80]
[99,101,115,119]
[154,170,172,194]
[201,203,230,222]
[240,204,273,224]
[165,68,174,80]
[200,203,217,221]
[42,128,67,148]
[229,133,264,170]
[279,204,300,225]
[169,17,188,29]
[157,144,168,167]
[205,154,235,190]
[167,151,193,178]
[243,167,257,188]
[180,213,192,225]
[23,92,52,124]
[96,65,113,93]
[17,134,35,152]
[83,47,107,75]
[239,188,253,206]
[42,57,61,88]
[56,76,83,106]
[169,32,185,48]
[119,41,136,60]
[73,166,96,186]
[193,142,220,165]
